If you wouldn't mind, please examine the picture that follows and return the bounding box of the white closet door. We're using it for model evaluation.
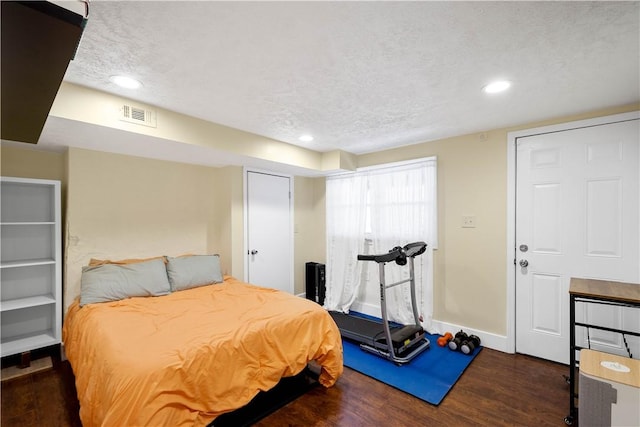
[246,170,293,293]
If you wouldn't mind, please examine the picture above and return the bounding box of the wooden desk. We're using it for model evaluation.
[569,278,640,305]
[565,278,640,425]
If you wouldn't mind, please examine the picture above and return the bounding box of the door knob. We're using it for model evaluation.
[519,259,529,268]
[250,249,258,255]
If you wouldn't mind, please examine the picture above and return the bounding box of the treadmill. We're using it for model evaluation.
[330,241,430,365]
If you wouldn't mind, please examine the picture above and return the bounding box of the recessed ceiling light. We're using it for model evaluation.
[110,75,142,89]
[299,135,314,142]
[483,80,511,94]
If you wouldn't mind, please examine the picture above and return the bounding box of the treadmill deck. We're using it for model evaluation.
[329,311,399,343]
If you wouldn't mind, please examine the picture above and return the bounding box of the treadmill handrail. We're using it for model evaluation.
[357,251,398,263]
[357,241,427,264]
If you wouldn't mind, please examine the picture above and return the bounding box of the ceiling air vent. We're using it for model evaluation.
[119,104,157,128]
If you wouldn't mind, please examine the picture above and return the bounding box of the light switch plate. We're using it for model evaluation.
[462,215,476,228]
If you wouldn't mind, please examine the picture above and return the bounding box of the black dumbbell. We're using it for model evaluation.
[448,330,467,351]
[461,335,481,355]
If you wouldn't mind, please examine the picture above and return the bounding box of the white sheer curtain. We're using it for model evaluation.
[368,160,437,331]
[324,174,368,312]
[324,158,437,330]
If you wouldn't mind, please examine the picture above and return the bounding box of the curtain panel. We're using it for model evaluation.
[325,158,437,329]
[324,174,368,312]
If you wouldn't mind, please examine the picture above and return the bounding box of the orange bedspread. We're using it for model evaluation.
[63,276,343,427]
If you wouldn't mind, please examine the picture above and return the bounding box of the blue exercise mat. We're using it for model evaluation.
[341,333,481,405]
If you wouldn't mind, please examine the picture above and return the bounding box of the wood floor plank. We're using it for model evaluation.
[1,375,37,423]
[31,368,81,427]
[0,347,570,426]
[256,348,569,426]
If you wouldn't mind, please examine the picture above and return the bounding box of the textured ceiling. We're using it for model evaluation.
[55,1,639,155]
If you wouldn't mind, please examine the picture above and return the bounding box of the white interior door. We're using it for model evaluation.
[246,170,293,293]
[515,119,639,364]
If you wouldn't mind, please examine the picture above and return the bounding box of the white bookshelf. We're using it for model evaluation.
[1,177,61,357]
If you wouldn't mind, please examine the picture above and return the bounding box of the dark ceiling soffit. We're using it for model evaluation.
[1,1,87,144]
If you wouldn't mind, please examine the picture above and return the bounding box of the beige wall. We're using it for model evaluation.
[51,83,352,173]
[4,102,637,337]
[1,144,319,308]
[293,177,326,294]
[1,145,66,181]
[63,148,232,314]
[215,166,246,280]
[63,153,325,303]
[355,103,640,336]
[358,131,507,334]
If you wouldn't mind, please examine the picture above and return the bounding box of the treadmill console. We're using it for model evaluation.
[403,241,427,258]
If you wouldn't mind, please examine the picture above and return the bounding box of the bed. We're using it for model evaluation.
[62,256,343,427]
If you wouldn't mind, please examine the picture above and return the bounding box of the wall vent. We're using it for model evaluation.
[119,104,157,128]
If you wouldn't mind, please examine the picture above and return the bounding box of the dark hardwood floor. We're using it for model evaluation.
[1,347,571,426]
[1,351,81,427]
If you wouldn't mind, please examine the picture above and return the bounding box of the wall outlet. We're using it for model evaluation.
[462,215,476,228]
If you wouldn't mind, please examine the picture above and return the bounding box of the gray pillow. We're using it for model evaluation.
[166,255,223,291]
[80,258,171,306]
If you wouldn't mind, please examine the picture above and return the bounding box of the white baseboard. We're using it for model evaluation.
[320,297,511,354]
[348,302,511,354]
[430,320,511,354]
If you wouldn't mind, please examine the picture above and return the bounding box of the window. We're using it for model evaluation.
[325,158,437,328]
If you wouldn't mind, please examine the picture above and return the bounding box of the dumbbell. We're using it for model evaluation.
[461,335,481,355]
[437,332,453,347]
[448,330,468,351]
